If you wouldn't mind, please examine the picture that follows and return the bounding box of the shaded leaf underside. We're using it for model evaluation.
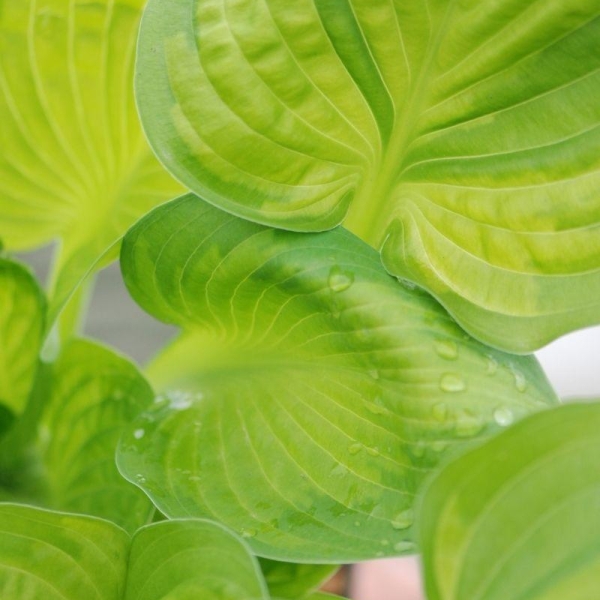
[136,0,600,351]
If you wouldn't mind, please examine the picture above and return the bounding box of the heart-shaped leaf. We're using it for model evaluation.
[135,0,600,352]
[117,194,557,562]
[419,402,600,600]
[0,258,45,416]
[39,339,154,532]
[0,504,269,600]
[0,0,183,322]
[0,503,129,599]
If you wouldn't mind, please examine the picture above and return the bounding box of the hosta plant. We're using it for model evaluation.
[0,0,599,599]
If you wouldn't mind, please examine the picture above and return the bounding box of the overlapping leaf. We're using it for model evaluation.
[0,504,268,600]
[136,0,600,352]
[0,258,45,417]
[0,0,183,322]
[419,402,600,600]
[39,339,154,532]
[117,194,557,562]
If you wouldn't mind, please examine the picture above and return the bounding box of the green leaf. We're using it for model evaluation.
[38,339,154,532]
[117,194,557,562]
[0,503,129,600]
[419,402,600,600]
[126,519,269,600]
[0,504,270,600]
[0,0,183,323]
[259,559,338,599]
[0,258,45,416]
[136,0,600,352]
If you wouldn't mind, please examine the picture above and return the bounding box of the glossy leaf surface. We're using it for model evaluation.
[420,402,600,600]
[0,0,183,321]
[118,195,556,562]
[136,0,600,352]
[0,504,268,600]
[0,258,45,416]
[40,339,154,532]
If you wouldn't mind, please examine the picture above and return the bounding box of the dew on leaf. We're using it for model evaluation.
[439,373,466,392]
[328,266,354,292]
[434,339,458,360]
[493,406,515,427]
[391,509,414,530]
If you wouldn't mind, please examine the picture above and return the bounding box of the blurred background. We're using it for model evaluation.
[18,246,600,600]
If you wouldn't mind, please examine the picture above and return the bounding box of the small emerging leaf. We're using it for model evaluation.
[117,195,557,562]
[420,402,600,600]
[260,559,338,600]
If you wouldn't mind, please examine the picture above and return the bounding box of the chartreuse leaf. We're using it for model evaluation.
[0,504,269,600]
[419,402,600,600]
[0,503,129,599]
[0,0,183,322]
[126,519,269,600]
[117,194,556,562]
[37,339,154,532]
[0,258,45,417]
[136,0,600,352]
[259,559,338,599]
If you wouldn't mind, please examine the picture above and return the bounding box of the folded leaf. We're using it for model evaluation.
[0,258,45,416]
[0,504,269,600]
[0,0,183,322]
[136,0,600,352]
[117,195,557,562]
[40,339,154,532]
[419,402,600,600]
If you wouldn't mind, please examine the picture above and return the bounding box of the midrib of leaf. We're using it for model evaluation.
[344,2,457,248]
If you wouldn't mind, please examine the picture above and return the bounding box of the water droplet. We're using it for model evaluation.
[434,339,458,360]
[241,528,257,539]
[394,541,416,553]
[485,355,498,375]
[368,369,380,380]
[391,509,414,530]
[328,266,354,293]
[133,429,145,440]
[432,402,448,421]
[493,406,514,427]
[348,443,362,455]
[398,278,416,290]
[366,446,380,457]
[411,441,426,458]
[135,474,146,484]
[168,390,195,411]
[439,373,466,393]
[512,369,527,392]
